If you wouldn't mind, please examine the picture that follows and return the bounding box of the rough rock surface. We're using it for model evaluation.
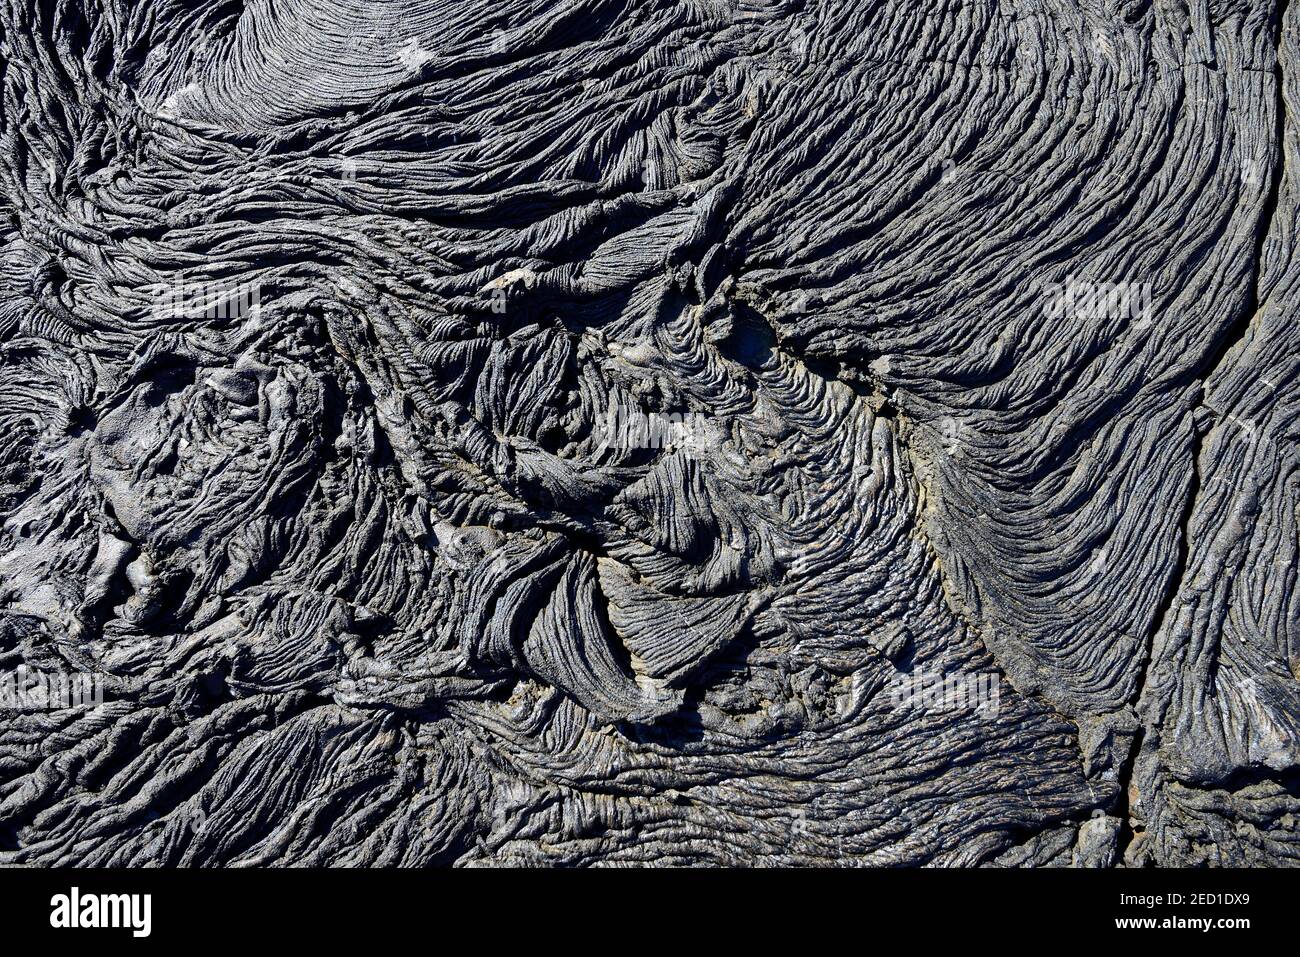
[0,0,1297,867]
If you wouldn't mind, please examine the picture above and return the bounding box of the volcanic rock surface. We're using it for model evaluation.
[0,0,1298,866]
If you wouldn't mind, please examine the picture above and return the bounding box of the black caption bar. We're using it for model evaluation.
[0,866,1284,946]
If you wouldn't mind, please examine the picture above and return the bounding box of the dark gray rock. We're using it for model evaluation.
[0,0,1295,866]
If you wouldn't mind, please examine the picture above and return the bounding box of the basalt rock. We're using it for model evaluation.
[0,0,1296,867]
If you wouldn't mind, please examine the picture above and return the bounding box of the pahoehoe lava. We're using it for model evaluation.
[0,0,1297,867]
